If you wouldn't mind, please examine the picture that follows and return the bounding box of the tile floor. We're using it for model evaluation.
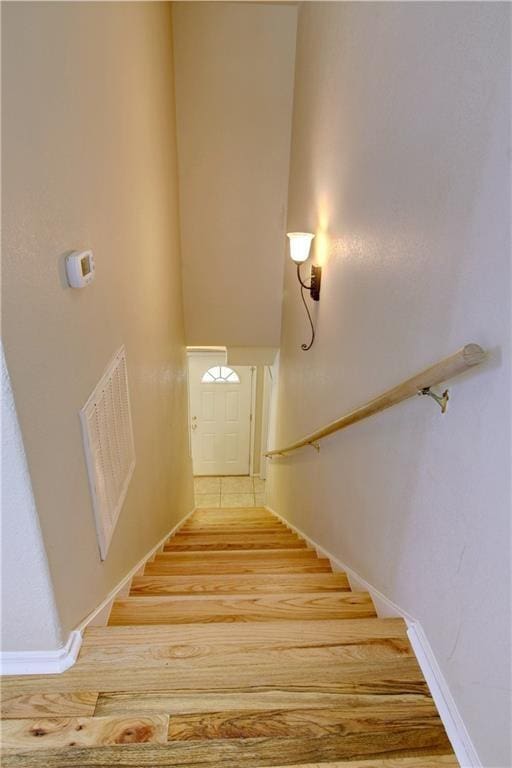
[194,476,266,508]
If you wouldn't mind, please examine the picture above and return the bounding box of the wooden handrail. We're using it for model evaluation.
[265,343,486,457]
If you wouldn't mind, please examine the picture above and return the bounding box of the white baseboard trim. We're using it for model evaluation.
[75,506,197,633]
[0,507,196,677]
[0,630,82,676]
[407,621,482,768]
[266,505,482,768]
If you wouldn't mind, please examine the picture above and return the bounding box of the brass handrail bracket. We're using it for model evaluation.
[418,387,449,414]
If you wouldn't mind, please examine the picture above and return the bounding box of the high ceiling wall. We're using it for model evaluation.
[173,3,297,347]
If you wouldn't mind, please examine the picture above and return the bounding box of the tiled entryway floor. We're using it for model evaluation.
[194,476,265,508]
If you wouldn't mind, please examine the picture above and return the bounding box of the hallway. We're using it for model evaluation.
[194,476,266,509]
[1,507,457,766]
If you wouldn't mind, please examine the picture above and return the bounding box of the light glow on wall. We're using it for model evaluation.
[314,204,330,267]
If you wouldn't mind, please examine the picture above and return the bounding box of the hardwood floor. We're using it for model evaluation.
[0,507,458,767]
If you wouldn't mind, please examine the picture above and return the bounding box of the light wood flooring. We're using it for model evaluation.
[0,507,458,767]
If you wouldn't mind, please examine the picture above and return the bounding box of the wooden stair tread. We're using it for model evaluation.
[177,520,288,530]
[79,620,412,669]
[130,573,350,595]
[163,543,308,552]
[144,561,333,575]
[178,525,289,534]
[83,616,409,646]
[185,506,271,513]
[0,734,454,766]
[1,655,429,695]
[153,549,317,560]
[145,548,331,576]
[184,509,276,522]
[165,534,306,551]
[179,525,289,533]
[77,641,414,670]
[171,530,294,537]
[108,592,377,625]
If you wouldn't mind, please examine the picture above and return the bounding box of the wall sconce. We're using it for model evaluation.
[287,232,322,351]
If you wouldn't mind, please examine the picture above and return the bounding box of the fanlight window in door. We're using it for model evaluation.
[201,366,240,384]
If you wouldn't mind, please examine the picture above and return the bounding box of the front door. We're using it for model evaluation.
[188,354,253,476]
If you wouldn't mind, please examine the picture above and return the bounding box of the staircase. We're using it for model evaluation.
[1,507,458,766]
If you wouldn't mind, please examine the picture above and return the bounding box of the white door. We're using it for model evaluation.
[188,354,253,476]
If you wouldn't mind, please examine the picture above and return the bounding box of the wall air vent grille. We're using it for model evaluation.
[80,346,136,560]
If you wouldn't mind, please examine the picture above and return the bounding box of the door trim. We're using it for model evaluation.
[187,349,255,476]
[248,366,256,476]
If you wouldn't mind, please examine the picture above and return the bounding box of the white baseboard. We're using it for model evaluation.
[407,621,482,768]
[75,506,197,633]
[0,630,82,676]
[0,507,196,677]
[266,505,482,768]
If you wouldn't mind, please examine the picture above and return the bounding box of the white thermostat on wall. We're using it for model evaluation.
[66,250,95,288]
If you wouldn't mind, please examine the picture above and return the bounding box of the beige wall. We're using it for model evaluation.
[267,4,511,767]
[2,2,194,642]
[173,2,297,347]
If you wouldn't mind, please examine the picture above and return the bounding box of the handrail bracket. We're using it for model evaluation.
[418,387,449,414]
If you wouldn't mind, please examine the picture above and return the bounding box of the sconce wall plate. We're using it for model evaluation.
[310,265,322,301]
[296,262,322,302]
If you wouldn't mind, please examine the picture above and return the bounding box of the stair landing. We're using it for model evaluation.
[0,507,458,767]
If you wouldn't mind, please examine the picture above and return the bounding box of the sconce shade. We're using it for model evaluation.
[287,232,315,263]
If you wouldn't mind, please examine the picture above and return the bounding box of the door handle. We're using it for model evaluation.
[191,423,197,431]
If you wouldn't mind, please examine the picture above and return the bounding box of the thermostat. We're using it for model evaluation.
[66,250,95,288]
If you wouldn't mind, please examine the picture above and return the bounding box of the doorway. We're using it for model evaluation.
[188,352,253,476]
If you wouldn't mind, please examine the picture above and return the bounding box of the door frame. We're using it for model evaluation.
[259,365,273,480]
[248,365,257,477]
[186,349,257,476]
